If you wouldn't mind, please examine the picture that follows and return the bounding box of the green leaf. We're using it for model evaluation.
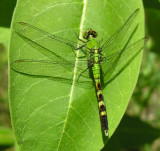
[143,0,160,9]
[145,9,160,54]
[101,115,160,150]
[0,0,17,28]
[0,126,15,148]
[9,0,144,150]
[101,135,121,151]
[116,115,160,149]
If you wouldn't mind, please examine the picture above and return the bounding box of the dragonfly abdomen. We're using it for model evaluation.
[92,63,108,136]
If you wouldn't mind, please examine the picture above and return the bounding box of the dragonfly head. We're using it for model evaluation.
[83,29,98,40]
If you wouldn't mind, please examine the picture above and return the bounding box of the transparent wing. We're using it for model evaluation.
[11,59,74,78]
[11,59,93,87]
[15,29,73,63]
[12,22,92,87]
[14,22,81,59]
[101,9,140,57]
[101,38,145,85]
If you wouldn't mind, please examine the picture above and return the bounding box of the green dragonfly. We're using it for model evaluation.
[11,8,145,136]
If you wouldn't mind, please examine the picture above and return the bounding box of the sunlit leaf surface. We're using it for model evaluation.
[9,0,144,150]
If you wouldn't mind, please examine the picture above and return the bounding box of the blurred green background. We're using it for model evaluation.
[0,0,160,151]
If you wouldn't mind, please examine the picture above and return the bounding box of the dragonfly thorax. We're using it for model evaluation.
[89,48,103,66]
[85,38,99,50]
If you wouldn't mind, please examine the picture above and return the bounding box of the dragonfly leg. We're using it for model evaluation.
[78,38,86,43]
[75,44,87,50]
[77,66,90,82]
[74,32,87,43]
[77,56,86,59]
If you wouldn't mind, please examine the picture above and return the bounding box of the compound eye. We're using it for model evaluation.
[83,31,89,40]
[93,31,98,38]
[83,29,97,40]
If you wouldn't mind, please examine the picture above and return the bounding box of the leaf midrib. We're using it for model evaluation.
[56,0,87,150]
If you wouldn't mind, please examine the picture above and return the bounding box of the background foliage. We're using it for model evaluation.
[0,0,160,151]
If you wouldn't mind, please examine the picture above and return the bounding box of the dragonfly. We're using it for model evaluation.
[11,8,145,136]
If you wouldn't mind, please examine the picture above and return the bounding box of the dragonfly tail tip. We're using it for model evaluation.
[104,130,108,136]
